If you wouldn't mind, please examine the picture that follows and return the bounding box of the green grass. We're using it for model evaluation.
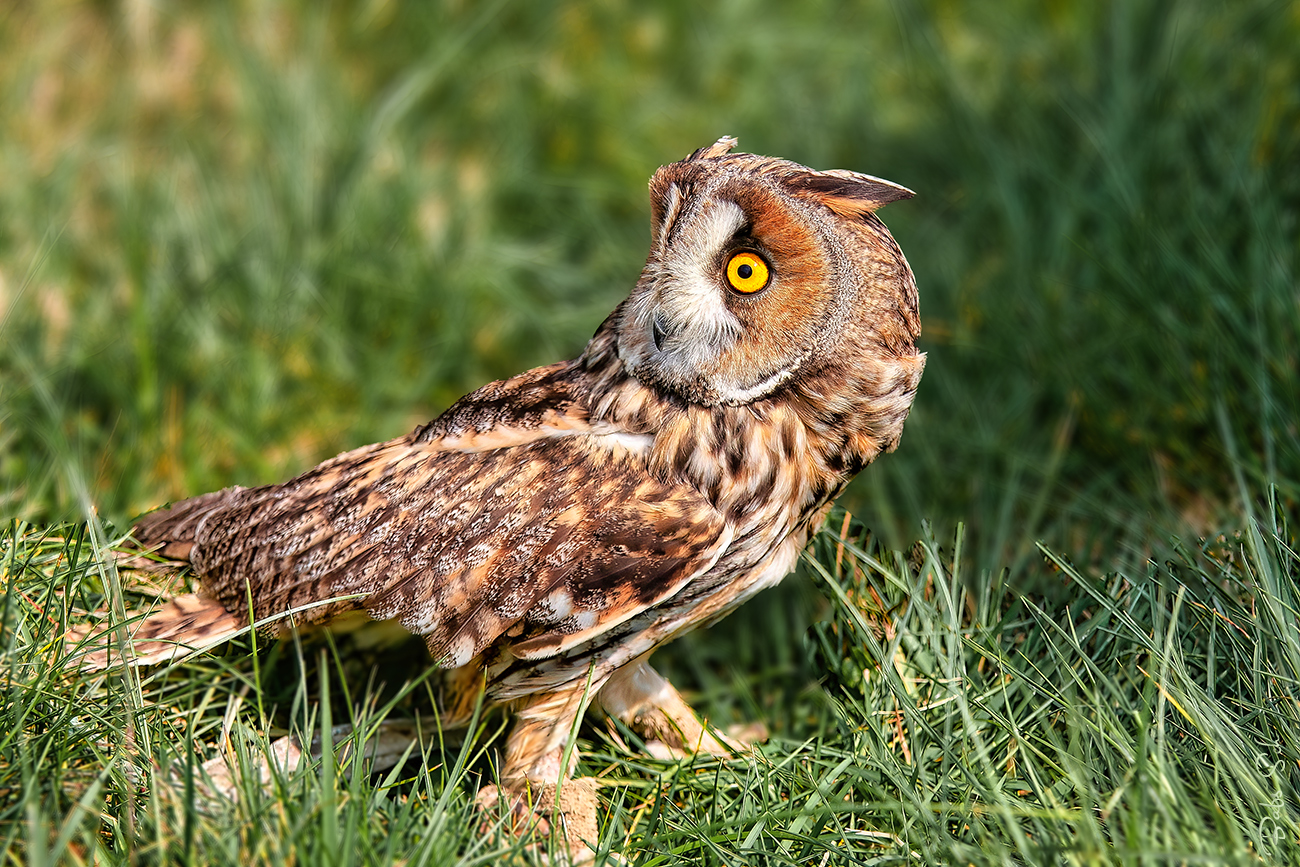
[1,0,1298,863]
[5,506,1299,864]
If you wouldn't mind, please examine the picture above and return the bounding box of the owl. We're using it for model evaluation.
[71,137,924,857]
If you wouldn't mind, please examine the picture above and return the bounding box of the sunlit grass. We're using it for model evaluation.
[4,505,1298,864]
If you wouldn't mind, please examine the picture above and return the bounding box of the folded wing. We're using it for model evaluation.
[128,374,727,669]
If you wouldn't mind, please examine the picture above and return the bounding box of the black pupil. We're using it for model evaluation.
[737,263,753,280]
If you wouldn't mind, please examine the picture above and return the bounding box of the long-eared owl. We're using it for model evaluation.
[72,137,924,855]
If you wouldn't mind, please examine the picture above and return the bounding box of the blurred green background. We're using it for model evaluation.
[1,0,1297,573]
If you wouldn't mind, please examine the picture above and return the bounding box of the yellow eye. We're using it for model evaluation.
[726,251,770,294]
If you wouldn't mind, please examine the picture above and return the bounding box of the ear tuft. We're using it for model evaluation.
[786,169,914,217]
[686,136,739,161]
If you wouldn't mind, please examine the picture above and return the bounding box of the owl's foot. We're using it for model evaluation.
[636,718,770,761]
[597,658,767,760]
[481,686,611,862]
[475,777,602,863]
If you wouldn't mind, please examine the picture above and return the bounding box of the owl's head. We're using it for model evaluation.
[616,137,921,407]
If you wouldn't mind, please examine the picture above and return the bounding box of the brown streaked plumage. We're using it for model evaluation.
[70,137,924,857]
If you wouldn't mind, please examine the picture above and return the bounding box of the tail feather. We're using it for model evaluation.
[65,593,243,670]
[130,487,250,561]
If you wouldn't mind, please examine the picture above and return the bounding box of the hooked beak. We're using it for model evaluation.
[651,315,669,352]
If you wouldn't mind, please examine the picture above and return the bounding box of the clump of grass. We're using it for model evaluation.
[0,520,516,865]
[799,503,1300,865]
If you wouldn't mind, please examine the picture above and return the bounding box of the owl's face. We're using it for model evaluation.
[616,138,918,407]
